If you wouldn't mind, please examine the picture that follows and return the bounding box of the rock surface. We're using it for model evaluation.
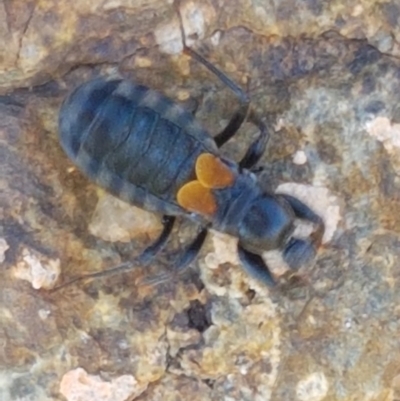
[1,1,400,400]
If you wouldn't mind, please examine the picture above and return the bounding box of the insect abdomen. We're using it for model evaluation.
[59,78,216,214]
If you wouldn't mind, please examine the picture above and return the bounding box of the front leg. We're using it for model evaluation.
[282,237,317,271]
[278,194,325,270]
[237,245,276,286]
[278,194,325,247]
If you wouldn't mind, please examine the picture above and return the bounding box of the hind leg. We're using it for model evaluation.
[53,215,176,290]
[140,227,208,285]
[138,215,176,264]
[174,2,270,162]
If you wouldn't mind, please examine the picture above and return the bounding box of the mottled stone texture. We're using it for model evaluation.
[1,1,400,400]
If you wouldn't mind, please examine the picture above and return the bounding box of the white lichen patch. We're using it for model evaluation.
[60,368,147,401]
[210,30,222,46]
[38,308,51,320]
[102,0,161,12]
[296,372,329,401]
[154,18,183,55]
[261,249,290,278]
[0,237,9,263]
[204,230,239,270]
[13,248,61,289]
[180,1,215,45]
[202,230,246,296]
[154,1,215,55]
[276,183,341,244]
[365,116,400,153]
[293,150,308,165]
[88,193,162,243]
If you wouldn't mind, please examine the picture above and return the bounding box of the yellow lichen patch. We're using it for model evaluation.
[196,153,235,189]
[177,181,217,216]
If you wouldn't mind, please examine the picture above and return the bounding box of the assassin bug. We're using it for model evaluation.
[57,11,324,289]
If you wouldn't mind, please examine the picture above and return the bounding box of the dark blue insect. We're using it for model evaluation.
[57,44,324,288]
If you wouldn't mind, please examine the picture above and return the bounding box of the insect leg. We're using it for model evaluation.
[173,228,208,274]
[214,103,250,147]
[182,48,271,164]
[52,215,176,291]
[174,0,252,148]
[278,194,324,246]
[278,194,325,270]
[175,0,271,166]
[173,227,208,272]
[182,46,252,149]
[282,237,317,271]
[237,245,276,286]
[238,111,271,170]
[139,227,208,286]
[138,215,176,264]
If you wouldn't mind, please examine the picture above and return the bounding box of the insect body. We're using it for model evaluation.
[58,47,324,287]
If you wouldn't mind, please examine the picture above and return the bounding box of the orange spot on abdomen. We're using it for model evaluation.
[196,153,235,189]
[176,153,236,216]
[177,181,217,216]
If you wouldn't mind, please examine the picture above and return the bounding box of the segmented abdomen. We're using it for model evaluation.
[59,77,218,214]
